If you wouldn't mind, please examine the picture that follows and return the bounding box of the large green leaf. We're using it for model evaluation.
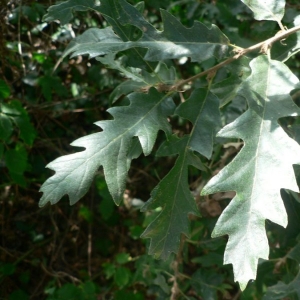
[201,55,300,290]
[43,0,97,25]
[63,9,229,63]
[141,88,220,259]
[241,0,285,22]
[39,88,175,207]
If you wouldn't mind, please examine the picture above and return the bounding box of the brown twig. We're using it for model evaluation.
[171,24,300,92]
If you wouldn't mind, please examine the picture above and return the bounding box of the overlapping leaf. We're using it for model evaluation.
[201,55,300,290]
[141,88,220,259]
[241,0,285,22]
[43,0,98,25]
[109,62,176,103]
[211,56,251,107]
[39,88,175,207]
[63,5,229,63]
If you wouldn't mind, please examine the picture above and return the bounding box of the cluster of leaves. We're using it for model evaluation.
[38,0,300,294]
[2,0,300,299]
[0,80,36,185]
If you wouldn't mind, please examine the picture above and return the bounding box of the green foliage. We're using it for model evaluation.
[37,0,300,293]
[0,80,36,186]
[40,88,175,206]
[3,0,300,299]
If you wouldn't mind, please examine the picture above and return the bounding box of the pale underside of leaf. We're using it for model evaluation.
[201,55,300,290]
[241,0,285,22]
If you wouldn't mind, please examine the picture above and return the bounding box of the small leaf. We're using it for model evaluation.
[97,53,146,82]
[109,62,176,103]
[202,55,300,290]
[1,101,36,145]
[241,0,285,22]
[0,113,13,141]
[4,144,28,186]
[114,267,131,288]
[115,252,130,264]
[0,80,10,99]
[110,81,148,104]
[7,100,36,145]
[40,88,175,207]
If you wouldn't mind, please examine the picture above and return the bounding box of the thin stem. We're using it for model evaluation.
[172,24,300,91]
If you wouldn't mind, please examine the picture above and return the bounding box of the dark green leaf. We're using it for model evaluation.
[7,100,36,145]
[114,267,131,288]
[0,80,11,99]
[191,269,224,300]
[56,283,82,300]
[63,6,229,63]
[43,0,97,25]
[263,271,300,299]
[9,290,29,300]
[5,145,28,175]
[287,241,300,263]
[141,88,220,259]
[0,113,13,141]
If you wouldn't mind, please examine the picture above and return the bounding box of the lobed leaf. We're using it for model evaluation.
[201,55,300,290]
[141,88,220,259]
[39,88,175,207]
[63,6,230,63]
[43,0,98,25]
[241,0,285,22]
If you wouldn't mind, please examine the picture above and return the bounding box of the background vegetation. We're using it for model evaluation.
[1,0,300,299]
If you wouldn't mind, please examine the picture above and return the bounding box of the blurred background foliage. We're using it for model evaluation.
[1,0,300,299]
